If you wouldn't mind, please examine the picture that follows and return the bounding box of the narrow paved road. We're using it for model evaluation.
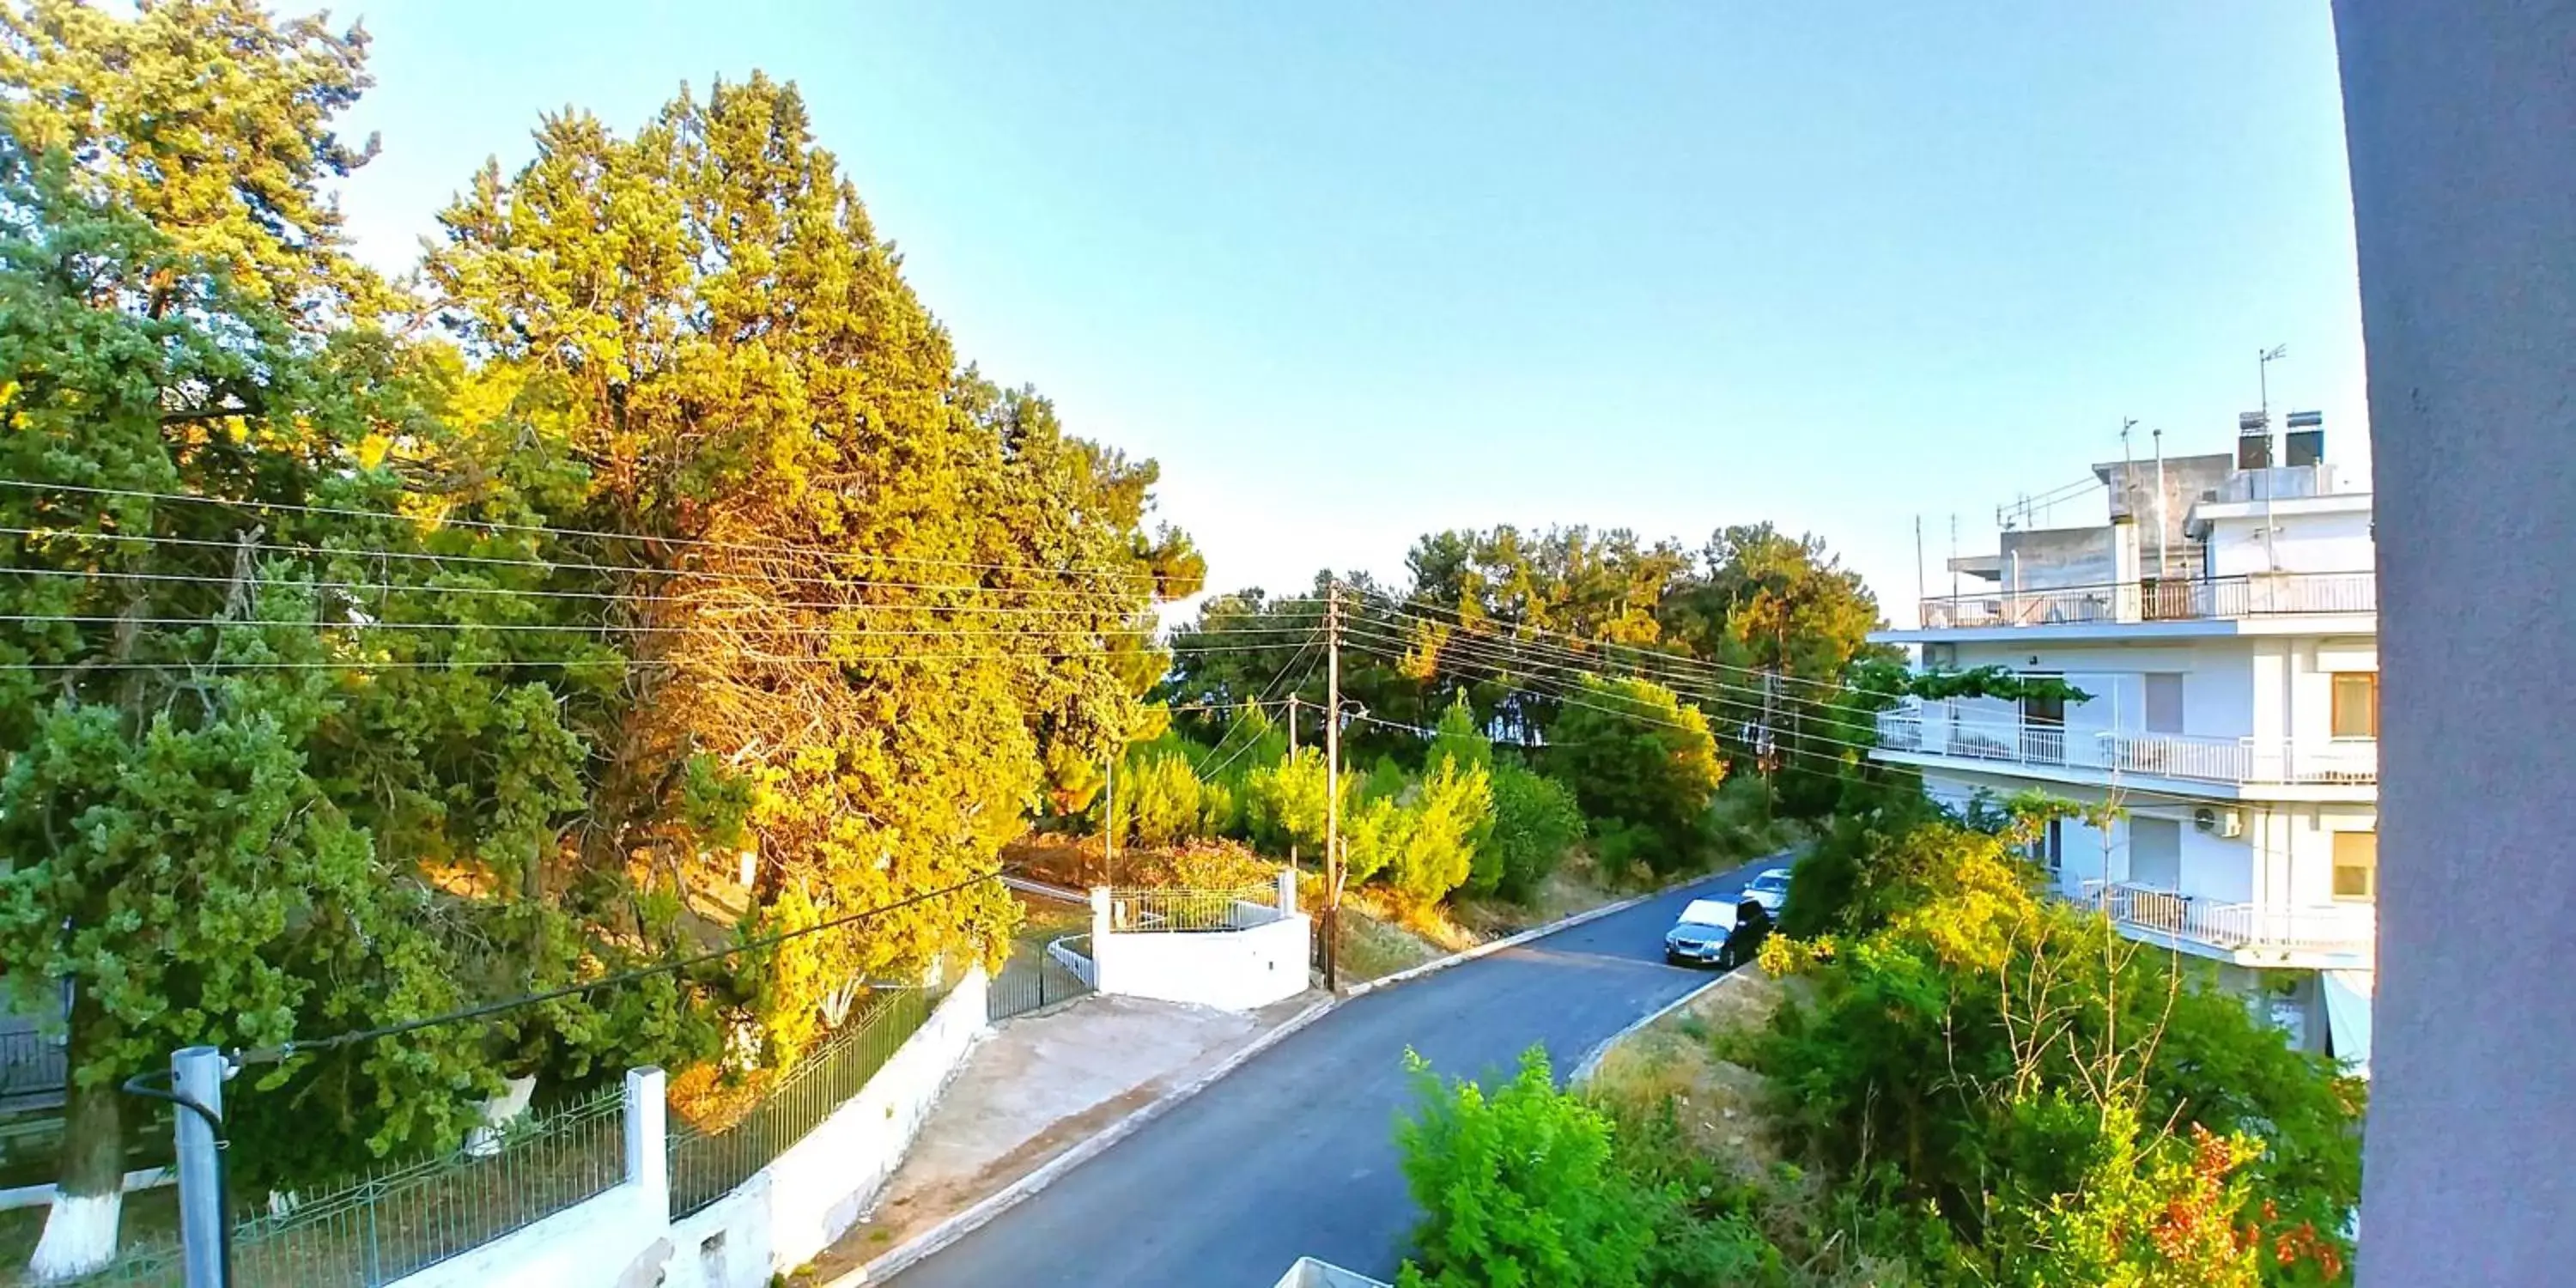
[891,858,1777,1287]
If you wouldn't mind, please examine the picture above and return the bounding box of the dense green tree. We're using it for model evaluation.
[1481,764,1586,900]
[428,73,1192,1064]
[0,0,390,320]
[1395,1047,1656,1288]
[0,139,545,1274]
[1546,677,1726,875]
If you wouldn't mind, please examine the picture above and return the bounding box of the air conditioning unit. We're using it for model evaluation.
[2192,806,2245,838]
[1923,642,1958,670]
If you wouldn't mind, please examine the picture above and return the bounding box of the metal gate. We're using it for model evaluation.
[987,934,1096,1022]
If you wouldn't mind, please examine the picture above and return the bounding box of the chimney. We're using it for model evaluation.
[2285,410,2324,465]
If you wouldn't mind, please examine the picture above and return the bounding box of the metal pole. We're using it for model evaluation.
[2153,428,2169,580]
[173,1046,226,1288]
[1913,515,1926,624]
[1322,585,1342,993]
[1285,696,1298,873]
[1103,750,1116,885]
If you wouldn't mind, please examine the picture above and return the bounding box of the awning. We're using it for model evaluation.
[2322,969,2375,1079]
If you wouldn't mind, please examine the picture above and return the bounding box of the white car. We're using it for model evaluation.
[1742,867,1793,916]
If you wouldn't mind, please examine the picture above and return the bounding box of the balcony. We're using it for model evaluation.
[1876,707,2378,787]
[2075,881,2375,961]
[1916,570,2375,631]
[2098,732,2378,786]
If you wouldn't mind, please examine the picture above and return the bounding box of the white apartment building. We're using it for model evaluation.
[1870,420,2377,1074]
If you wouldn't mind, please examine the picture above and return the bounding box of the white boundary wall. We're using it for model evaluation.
[664,968,988,1288]
[1088,875,1309,1012]
[385,966,988,1288]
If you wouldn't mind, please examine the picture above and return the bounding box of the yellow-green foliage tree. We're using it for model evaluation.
[428,74,1197,1068]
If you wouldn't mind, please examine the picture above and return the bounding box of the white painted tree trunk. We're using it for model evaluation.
[27,1192,121,1283]
[463,1073,539,1157]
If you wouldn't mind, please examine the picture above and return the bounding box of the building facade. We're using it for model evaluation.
[1871,428,2377,1072]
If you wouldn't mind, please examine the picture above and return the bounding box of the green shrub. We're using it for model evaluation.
[1546,676,1726,875]
[1120,749,1206,848]
[1395,1047,1656,1288]
[1481,763,1585,899]
[1244,747,1329,856]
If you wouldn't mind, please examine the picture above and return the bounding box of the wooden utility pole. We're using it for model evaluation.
[1322,586,1343,993]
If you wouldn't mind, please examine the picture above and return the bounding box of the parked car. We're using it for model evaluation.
[1742,866,1793,915]
[1666,896,1774,969]
[1664,897,1738,967]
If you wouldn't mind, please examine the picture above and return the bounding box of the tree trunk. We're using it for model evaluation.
[28,1002,124,1282]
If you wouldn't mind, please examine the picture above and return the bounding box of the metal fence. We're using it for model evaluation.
[987,936,1095,1022]
[0,1024,66,1111]
[1917,570,2378,630]
[208,1083,629,1287]
[1103,885,1284,933]
[666,987,931,1219]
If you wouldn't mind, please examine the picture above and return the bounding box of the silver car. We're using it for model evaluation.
[1663,897,1740,968]
[1743,866,1794,915]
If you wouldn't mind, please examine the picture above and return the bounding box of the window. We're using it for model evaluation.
[2331,672,2379,738]
[2144,673,2184,733]
[2332,830,2378,901]
[2030,817,2065,873]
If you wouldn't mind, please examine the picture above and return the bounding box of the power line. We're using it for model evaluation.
[234,868,1009,1068]
[7,639,1318,672]
[0,612,1308,641]
[0,477,1171,592]
[1348,592,1854,695]
[1340,628,2237,811]
[1186,635,1326,782]
[0,523,1163,605]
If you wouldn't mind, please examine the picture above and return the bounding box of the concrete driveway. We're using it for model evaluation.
[889,859,1773,1287]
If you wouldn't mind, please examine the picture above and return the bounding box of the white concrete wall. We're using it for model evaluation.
[1091,914,1311,1012]
[387,1178,666,1288]
[391,973,989,1288]
[388,1068,669,1288]
[2204,508,2375,577]
[663,968,989,1288]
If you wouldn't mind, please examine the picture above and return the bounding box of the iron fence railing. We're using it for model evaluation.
[2076,882,2377,956]
[988,937,1096,1022]
[1917,570,2376,630]
[666,987,931,1219]
[216,1083,628,1287]
[1103,886,1285,933]
[0,1024,66,1109]
[1881,707,2379,787]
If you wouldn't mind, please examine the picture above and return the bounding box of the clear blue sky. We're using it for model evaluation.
[315,2,2365,626]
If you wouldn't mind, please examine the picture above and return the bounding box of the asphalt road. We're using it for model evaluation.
[890,857,1777,1288]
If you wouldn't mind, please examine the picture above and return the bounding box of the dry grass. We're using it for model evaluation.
[1589,969,1795,1179]
[1587,968,1921,1288]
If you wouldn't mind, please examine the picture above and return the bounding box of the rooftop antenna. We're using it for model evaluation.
[2257,343,2287,570]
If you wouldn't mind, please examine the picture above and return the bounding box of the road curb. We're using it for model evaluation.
[833,993,1339,1285]
[1569,969,1748,1084]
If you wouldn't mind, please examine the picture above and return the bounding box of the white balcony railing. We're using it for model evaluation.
[1876,708,2379,787]
[2099,732,2378,785]
[2076,881,2376,957]
[1917,570,2376,630]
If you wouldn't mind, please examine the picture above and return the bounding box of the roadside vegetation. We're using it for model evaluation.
[1390,777,2366,1287]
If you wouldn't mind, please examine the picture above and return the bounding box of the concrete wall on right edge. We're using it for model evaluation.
[2335,3,2576,1283]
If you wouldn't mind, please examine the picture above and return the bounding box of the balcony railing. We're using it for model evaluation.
[2076,881,2375,957]
[2099,732,2378,785]
[1917,570,2375,630]
[1876,708,2378,787]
